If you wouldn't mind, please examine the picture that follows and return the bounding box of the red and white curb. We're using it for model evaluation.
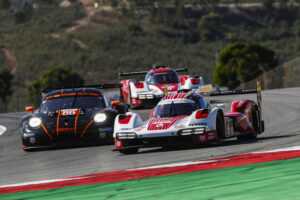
[0,125,6,136]
[2,146,300,194]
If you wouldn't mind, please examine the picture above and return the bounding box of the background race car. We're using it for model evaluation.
[119,65,204,108]
[21,85,127,151]
[113,82,264,154]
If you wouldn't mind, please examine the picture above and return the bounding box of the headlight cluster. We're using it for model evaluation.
[28,117,42,129]
[138,94,154,99]
[116,132,137,139]
[178,127,205,136]
[94,113,107,123]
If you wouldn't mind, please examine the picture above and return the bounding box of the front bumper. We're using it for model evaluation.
[21,126,114,149]
[114,129,217,150]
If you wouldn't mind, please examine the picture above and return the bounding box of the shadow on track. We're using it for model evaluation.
[135,134,296,155]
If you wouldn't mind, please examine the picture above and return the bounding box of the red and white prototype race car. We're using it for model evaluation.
[119,66,204,108]
[113,83,264,154]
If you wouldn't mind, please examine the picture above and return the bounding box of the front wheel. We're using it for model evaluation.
[211,111,225,145]
[119,148,139,154]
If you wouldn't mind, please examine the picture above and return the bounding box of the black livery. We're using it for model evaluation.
[21,87,127,151]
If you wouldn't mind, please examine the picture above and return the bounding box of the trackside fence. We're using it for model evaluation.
[240,57,300,90]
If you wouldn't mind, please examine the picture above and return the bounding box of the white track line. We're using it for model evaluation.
[131,160,222,170]
[2,146,300,189]
[253,146,300,153]
[0,125,7,136]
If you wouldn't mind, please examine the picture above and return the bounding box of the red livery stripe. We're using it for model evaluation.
[2,150,300,194]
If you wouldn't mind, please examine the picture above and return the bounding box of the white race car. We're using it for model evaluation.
[113,85,264,154]
[119,66,204,108]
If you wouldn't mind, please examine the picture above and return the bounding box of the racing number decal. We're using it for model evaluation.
[61,109,78,116]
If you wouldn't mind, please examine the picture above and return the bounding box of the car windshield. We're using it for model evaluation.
[39,96,105,113]
[153,102,198,118]
[146,72,179,84]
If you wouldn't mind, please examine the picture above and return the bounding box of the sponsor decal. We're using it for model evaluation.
[134,126,146,132]
[208,135,215,139]
[147,116,188,131]
[152,120,172,124]
[199,135,206,141]
[99,132,106,139]
[189,123,207,126]
[174,124,185,129]
[29,137,36,144]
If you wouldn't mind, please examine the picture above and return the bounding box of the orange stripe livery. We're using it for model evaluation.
[57,110,61,136]
[74,108,81,135]
[41,123,53,140]
[80,120,93,139]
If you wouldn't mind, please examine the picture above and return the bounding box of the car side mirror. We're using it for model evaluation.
[111,101,121,106]
[25,106,34,112]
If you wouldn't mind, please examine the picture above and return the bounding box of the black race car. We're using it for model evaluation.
[21,86,127,151]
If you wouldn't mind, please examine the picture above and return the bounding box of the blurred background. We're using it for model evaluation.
[0,0,300,112]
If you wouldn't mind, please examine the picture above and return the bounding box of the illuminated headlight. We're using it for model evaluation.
[116,132,136,139]
[146,94,154,99]
[28,117,42,129]
[194,128,205,134]
[94,113,107,123]
[179,129,193,136]
[138,95,146,99]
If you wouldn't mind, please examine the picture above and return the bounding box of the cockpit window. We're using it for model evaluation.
[145,71,179,84]
[153,102,198,118]
[39,96,105,113]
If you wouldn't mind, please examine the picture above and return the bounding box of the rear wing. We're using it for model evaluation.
[42,84,122,94]
[198,81,263,114]
[119,66,188,79]
[119,70,149,77]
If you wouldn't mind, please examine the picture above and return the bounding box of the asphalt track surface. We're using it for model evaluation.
[0,88,300,186]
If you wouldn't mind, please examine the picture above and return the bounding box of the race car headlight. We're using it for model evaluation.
[116,132,136,140]
[178,129,193,136]
[94,113,107,123]
[28,117,42,129]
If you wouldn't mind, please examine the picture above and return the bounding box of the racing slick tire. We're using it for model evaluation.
[237,108,260,140]
[119,147,139,154]
[211,111,225,145]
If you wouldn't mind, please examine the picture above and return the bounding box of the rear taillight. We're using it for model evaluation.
[191,78,200,85]
[135,82,144,88]
[196,109,209,119]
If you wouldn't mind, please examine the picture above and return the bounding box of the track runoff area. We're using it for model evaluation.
[1,147,300,199]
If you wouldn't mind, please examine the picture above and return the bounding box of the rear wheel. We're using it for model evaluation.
[119,148,139,154]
